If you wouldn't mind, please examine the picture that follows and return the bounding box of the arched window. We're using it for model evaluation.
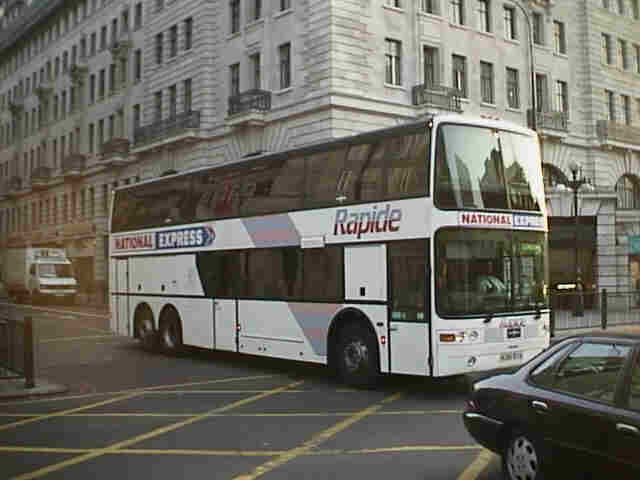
[542,163,568,189]
[616,175,640,209]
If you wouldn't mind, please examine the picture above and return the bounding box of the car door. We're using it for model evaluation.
[607,347,640,474]
[527,341,632,476]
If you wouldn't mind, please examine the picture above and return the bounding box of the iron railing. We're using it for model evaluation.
[596,120,640,146]
[102,138,130,157]
[31,165,53,183]
[228,90,272,116]
[527,109,569,131]
[411,84,461,112]
[0,305,36,388]
[62,153,87,172]
[134,110,200,147]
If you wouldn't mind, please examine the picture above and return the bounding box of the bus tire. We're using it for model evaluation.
[336,322,380,388]
[159,309,183,355]
[135,308,157,351]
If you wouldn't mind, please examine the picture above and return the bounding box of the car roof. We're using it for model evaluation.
[556,332,640,345]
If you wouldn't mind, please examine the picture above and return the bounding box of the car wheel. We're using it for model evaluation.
[336,322,380,388]
[503,431,545,480]
[159,313,183,354]
[136,314,157,351]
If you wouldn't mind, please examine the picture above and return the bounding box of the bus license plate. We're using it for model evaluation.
[500,351,523,362]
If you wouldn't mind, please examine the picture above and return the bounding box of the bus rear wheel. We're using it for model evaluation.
[336,323,380,388]
[159,311,183,354]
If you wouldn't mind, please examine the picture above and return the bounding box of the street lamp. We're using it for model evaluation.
[512,1,537,131]
[567,162,588,316]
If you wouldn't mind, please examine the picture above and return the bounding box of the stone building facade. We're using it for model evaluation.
[0,0,639,304]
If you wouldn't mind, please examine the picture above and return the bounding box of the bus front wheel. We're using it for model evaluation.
[136,313,157,351]
[336,323,380,388]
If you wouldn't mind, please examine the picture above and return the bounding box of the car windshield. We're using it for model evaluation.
[436,228,549,316]
[39,263,74,278]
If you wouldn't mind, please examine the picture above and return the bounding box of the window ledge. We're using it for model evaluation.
[449,22,470,31]
[245,18,265,31]
[505,106,522,113]
[383,5,405,14]
[477,30,495,39]
[274,87,293,95]
[384,83,405,91]
[504,37,521,46]
[553,52,569,59]
[417,11,442,21]
[481,102,497,109]
[227,31,241,41]
[274,8,293,20]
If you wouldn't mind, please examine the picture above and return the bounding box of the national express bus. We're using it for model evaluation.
[109,114,550,387]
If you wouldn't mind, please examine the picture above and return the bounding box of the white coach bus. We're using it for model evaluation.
[109,114,550,387]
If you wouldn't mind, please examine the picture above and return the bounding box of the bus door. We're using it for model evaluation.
[387,240,430,375]
[114,258,130,336]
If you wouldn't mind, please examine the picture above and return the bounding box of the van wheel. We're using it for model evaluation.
[159,312,183,354]
[136,313,157,351]
[336,323,380,388]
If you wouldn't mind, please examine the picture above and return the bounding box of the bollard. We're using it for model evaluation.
[23,316,35,389]
[601,289,608,330]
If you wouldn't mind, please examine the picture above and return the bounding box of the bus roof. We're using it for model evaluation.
[116,114,535,193]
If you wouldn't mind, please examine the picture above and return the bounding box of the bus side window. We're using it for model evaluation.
[353,142,385,202]
[387,134,428,198]
[304,148,347,209]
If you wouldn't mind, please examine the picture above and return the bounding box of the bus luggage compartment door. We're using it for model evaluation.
[114,258,129,336]
[344,244,387,302]
[214,299,237,352]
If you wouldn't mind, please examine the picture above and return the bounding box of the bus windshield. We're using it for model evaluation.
[435,124,544,211]
[436,229,548,316]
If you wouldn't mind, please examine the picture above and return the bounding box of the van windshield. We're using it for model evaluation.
[39,264,74,278]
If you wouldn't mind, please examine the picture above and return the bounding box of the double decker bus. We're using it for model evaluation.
[109,114,550,387]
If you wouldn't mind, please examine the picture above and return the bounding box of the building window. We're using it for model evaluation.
[169,85,177,118]
[452,54,467,97]
[91,32,97,56]
[421,0,436,14]
[632,0,640,19]
[133,104,141,130]
[622,94,631,124]
[99,69,105,99]
[230,0,240,34]
[154,91,162,121]
[183,79,192,112]
[111,18,118,44]
[88,123,94,153]
[251,0,262,20]
[169,25,178,58]
[506,67,519,109]
[423,46,438,87]
[386,0,401,7]
[98,119,104,151]
[555,80,568,113]
[280,0,291,11]
[385,38,402,85]
[618,38,628,69]
[185,18,193,50]
[230,63,240,96]
[504,6,516,39]
[616,175,640,209]
[451,0,464,25]
[605,89,615,121]
[109,63,116,93]
[553,21,566,54]
[603,0,610,9]
[602,33,612,64]
[100,25,107,50]
[532,12,544,45]
[156,32,163,64]
[156,0,164,12]
[480,61,494,104]
[135,2,143,30]
[477,0,490,32]
[250,53,261,89]
[134,49,142,82]
[618,0,625,14]
[279,42,291,89]
[635,44,640,73]
[535,73,548,111]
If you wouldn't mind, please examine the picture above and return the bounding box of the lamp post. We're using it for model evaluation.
[567,163,588,316]
[513,1,537,131]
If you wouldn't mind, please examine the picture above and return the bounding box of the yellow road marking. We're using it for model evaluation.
[40,335,118,343]
[0,392,144,432]
[0,444,481,457]
[12,380,303,480]
[0,409,462,418]
[457,448,496,480]
[232,391,405,480]
[0,374,278,406]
